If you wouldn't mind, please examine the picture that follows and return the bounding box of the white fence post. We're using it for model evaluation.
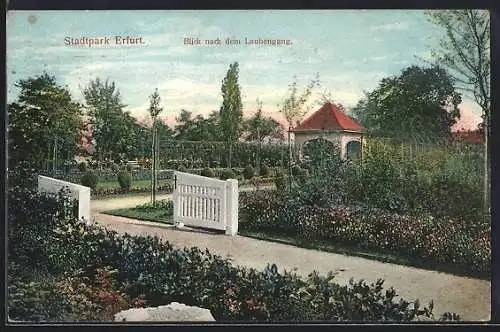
[173,172,184,228]
[225,179,238,236]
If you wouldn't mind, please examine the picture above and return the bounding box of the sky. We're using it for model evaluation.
[6,10,484,131]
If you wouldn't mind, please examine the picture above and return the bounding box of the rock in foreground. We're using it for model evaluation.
[114,302,215,322]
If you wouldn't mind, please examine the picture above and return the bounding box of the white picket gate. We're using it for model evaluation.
[172,171,238,236]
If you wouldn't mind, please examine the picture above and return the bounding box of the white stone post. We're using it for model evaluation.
[37,175,91,225]
[79,186,91,225]
[225,179,238,236]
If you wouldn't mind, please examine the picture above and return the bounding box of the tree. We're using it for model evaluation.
[155,120,175,141]
[148,88,163,205]
[220,62,243,167]
[116,112,139,162]
[196,111,221,141]
[174,110,220,141]
[128,121,151,159]
[243,109,284,143]
[174,109,195,140]
[278,74,320,188]
[242,104,283,171]
[425,9,490,215]
[82,78,128,167]
[352,65,462,142]
[278,74,320,130]
[8,72,83,171]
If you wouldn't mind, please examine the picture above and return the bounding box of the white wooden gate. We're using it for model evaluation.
[172,171,238,235]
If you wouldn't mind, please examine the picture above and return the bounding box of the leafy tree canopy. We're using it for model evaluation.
[174,110,221,141]
[82,78,133,163]
[352,65,462,142]
[8,72,83,168]
[426,10,490,125]
[220,62,243,143]
[243,109,284,143]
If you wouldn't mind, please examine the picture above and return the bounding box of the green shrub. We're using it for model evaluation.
[425,171,483,222]
[117,171,132,191]
[298,168,309,183]
[177,165,188,173]
[8,263,70,322]
[342,140,485,223]
[81,170,98,190]
[274,169,286,192]
[291,165,302,177]
[111,163,120,172]
[259,164,270,177]
[243,166,255,180]
[78,162,87,172]
[126,164,133,172]
[7,161,40,189]
[200,168,215,177]
[297,155,349,208]
[220,169,236,180]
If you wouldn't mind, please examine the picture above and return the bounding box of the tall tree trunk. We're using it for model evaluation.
[47,139,51,173]
[287,128,292,189]
[155,127,159,195]
[52,137,57,176]
[483,116,489,217]
[257,127,261,171]
[99,148,103,171]
[151,122,156,204]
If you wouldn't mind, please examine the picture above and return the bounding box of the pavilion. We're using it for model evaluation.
[291,101,366,160]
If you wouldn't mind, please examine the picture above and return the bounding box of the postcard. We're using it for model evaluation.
[6,10,491,323]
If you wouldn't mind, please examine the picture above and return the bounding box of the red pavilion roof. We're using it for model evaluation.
[291,102,365,133]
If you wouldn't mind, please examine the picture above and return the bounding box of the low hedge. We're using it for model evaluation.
[200,168,215,177]
[7,187,455,322]
[243,166,255,180]
[220,169,237,180]
[91,184,173,198]
[238,177,276,187]
[238,190,490,276]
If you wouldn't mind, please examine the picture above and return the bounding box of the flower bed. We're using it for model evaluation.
[238,190,490,277]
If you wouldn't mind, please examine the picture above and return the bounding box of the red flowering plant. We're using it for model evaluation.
[55,266,147,321]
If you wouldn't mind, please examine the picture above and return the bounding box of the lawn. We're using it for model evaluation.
[105,207,174,224]
[103,199,174,225]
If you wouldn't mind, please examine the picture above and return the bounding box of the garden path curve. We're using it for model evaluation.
[90,194,491,322]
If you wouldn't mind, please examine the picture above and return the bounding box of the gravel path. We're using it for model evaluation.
[91,195,491,322]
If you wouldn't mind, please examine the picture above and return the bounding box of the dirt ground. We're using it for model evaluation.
[91,195,491,322]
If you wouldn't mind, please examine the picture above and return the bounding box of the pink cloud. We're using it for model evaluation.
[452,104,483,132]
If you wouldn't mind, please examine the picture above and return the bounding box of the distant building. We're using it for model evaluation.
[291,101,366,160]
